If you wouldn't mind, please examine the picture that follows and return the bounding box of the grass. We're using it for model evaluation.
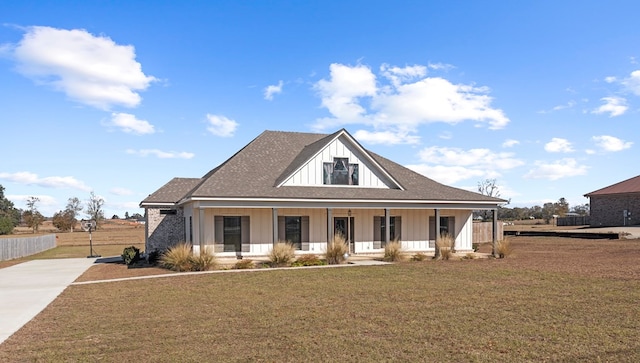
[1,237,640,361]
[496,237,513,258]
[325,234,348,264]
[268,241,296,267]
[435,233,456,260]
[383,238,404,261]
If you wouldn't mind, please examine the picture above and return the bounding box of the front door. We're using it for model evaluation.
[334,217,355,253]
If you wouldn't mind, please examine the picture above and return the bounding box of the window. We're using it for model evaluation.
[373,216,401,248]
[382,216,400,241]
[223,216,241,252]
[160,209,177,215]
[429,216,455,248]
[323,157,359,185]
[285,216,302,249]
[278,216,309,250]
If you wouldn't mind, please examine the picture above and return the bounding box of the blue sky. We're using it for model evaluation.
[0,1,638,218]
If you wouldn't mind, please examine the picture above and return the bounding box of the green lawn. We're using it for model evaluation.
[1,238,639,362]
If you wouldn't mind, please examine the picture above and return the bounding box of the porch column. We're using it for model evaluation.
[192,208,204,251]
[434,208,441,258]
[272,208,278,245]
[384,208,391,246]
[492,208,498,257]
[326,208,333,243]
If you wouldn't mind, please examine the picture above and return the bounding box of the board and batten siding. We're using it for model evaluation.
[281,135,394,188]
[191,207,474,256]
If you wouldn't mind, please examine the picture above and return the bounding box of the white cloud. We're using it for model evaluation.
[427,62,455,71]
[109,187,134,196]
[312,63,509,141]
[353,129,420,145]
[552,100,576,111]
[206,114,238,137]
[544,138,574,153]
[264,80,283,100]
[406,146,524,184]
[592,96,627,117]
[405,164,486,184]
[106,113,155,134]
[604,76,617,83]
[7,194,57,209]
[0,172,91,191]
[502,139,519,148]
[524,158,588,180]
[126,149,194,159]
[592,135,633,152]
[623,70,640,95]
[380,64,427,87]
[9,26,156,110]
[314,63,377,122]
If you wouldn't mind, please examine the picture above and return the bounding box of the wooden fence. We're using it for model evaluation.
[472,222,503,243]
[0,234,56,261]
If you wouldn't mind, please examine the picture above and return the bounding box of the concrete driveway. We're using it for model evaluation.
[0,258,96,345]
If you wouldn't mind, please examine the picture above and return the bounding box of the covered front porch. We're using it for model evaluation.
[184,202,500,258]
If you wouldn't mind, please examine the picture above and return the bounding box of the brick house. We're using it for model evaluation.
[140,129,505,257]
[584,175,640,227]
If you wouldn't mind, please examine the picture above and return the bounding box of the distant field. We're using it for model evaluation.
[0,220,144,268]
[0,236,638,362]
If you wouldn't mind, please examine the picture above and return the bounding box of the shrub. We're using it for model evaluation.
[411,252,428,261]
[121,246,140,266]
[269,242,296,267]
[383,239,404,262]
[0,216,14,235]
[160,243,193,272]
[292,254,326,267]
[436,234,455,260]
[472,243,479,252]
[233,259,255,269]
[325,234,348,265]
[496,238,513,258]
[190,247,217,271]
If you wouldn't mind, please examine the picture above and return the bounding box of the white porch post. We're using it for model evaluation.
[492,208,498,257]
[384,208,391,246]
[272,208,278,245]
[198,208,205,253]
[434,208,441,258]
[327,208,333,243]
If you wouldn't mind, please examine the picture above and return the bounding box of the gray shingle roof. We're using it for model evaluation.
[140,177,201,205]
[141,130,506,206]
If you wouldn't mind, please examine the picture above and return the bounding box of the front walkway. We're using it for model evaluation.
[0,258,96,345]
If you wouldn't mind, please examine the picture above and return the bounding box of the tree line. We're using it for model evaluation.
[0,184,140,235]
[475,179,589,223]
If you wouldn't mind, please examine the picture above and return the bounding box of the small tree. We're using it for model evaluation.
[65,197,82,232]
[85,192,105,228]
[52,209,76,232]
[23,196,45,233]
[0,184,20,235]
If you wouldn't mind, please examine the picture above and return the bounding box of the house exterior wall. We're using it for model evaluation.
[145,207,185,252]
[589,194,640,227]
[282,135,394,188]
[192,206,475,257]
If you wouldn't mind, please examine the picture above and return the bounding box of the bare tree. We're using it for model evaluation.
[85,192,105,228]
[476,179,510,220]
[23,196,45,233]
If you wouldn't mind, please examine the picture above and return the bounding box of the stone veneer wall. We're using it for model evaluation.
[589,194,640,227]
[146,207,185,252]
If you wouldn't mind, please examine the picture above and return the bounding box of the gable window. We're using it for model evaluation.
[323,157,359,185]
